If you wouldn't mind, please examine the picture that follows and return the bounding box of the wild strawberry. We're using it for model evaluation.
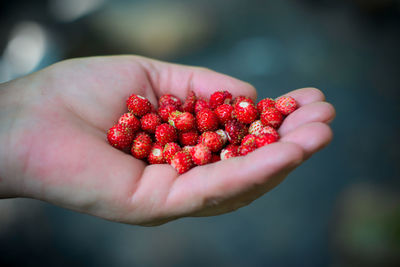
[182,146,195,155]
[215,129,228,146]
[257,98,275,113]
[255,133,279,148]
[214,104,234,125]
[209,91,232,109]
[238,143,257,156]
[163,142,181,164]
[155,123,177,146]
[140,113,162,134]
[232,96,254,106]
[196,108,219,132]
[194,99,210,113]
[210,154,221,163]
[241,134,257,147]
[191,143,212,165]
[275,96,298,115]
[220,144,239,160]
[158,94,182,108]
[148,144,165,164]
[158,104,180,122]
[107,124,134,150]
[171,151,194,174]
[182,91,197,113]
[169,111,196,132]
[259,125,280,139]
[126,94,152,117]
[225,120,247,145]
[179,130,199,146]
[131,132,152,159]
[234,101,258,124]
[118,113,140,132]
[260,107,283,128]
[198,131,223,152]
[248,120,279,139]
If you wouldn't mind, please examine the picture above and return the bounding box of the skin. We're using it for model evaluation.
[0,56,335,226]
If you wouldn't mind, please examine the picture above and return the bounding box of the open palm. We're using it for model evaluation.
[0,56,335,226]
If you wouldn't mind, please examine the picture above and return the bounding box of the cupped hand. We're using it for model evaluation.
[0,56,335,226]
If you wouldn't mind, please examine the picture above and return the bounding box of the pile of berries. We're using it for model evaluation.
[107,91,298,174]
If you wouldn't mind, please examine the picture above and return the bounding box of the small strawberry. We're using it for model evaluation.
[169,111,195,132]
[214,104,234,125]
[182,91,197,113]
[209,91,232,109]
[163,142,181,164]
[234,101,258,124]
[107,124,134,150]
[158,94,182,108]
[255,133,279,147]
[140,113,162,134]
[260,107,283,128]
[155,123,177,146]
[275,96,298,115]
[191,143,212,165]
[215,129,228,146]
[131,132,152,159]
[241,134,257,147]
[182,145,195,155]
[210,154,221,163]
[220,144,239,160]
[225,120,247,145]
[148,144,165,164]
[179,130,199,146]
[171,151,194,174]
[259,125,280,139]
[232,96,254,107]
[238,143,257,156]
[248,120,280,139]
[196,108,219,132]
[158,104,180,122]
[126,94,152,117]
[257,98,275,113]
[118,113,140,132]
[194,99,210,113]
[198,131,223,152]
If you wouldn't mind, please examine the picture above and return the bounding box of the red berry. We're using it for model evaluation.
[257,98,275,113]
[158,104,180,122]
[179,130,199,146]
[191,143,212,165]
[171,151,194,174]
[225,120,247,145]
[238,143,257,156]
[210,154,221,163]
[140,113,162,134]
[107,124,134,150]
[215,129,228,146]
[148,144,165,164]
[259,125,280,139]
[158,94,182,108]
[209,91,232,109]
[220,144,239,160]
[163,142,181,164]
[198,131,224,152]
[126,94,152,117]
[260,107,283,128]
[196,108,219,132]
[234,101,258,124]
[241,134,257,147]
[182,91,197,113]
[118,113,140,132]
[155,123,177,146]
[214,104,234,125]
[169,111,196,132]
[194,99,210,113]
[232,96,254,106]
[182,146,195,155]
[255,133,279,148]
[131,132,152,159]
[275,96,298,115]
[248,120,279,139]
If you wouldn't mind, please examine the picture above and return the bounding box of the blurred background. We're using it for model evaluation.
[1,0,399,266]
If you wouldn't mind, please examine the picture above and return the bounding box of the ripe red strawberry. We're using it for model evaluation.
[248,120,279,139]
[234,101,258,124]
[182,91,197,113]
[255,133,279,148]
[131,132,152,159]
[169,111,196,132]
[179,130,199,146]
[238,143,257,156]
[126,94,152,117]
[232,96,254,106]
[209,91,232,109]
[191,143,212,165]
[260,107,283,128]
[155,123,177,146]
[182,145,195,155]
[198,131,223,152]
[275,96,298,115]
[194,99,210,113]
[214,104,234,125]
[225,120,247,145]
[118,113,140,132]
[257,98,275,113]
[215,129,228,146]
[196,108,219,132]
[148,144,165,164]
[158,94,182,108]
[107,124,134,150]
[259,125,280,139]
[163,142,181,164]
[210,154,221,163]
[140,113,162,134]
[241,134,257,147]
[158,104,180,122]
[171,151,194,174]
[220,144,239,160]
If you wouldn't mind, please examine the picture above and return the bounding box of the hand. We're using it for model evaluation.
[0,56,335,226]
